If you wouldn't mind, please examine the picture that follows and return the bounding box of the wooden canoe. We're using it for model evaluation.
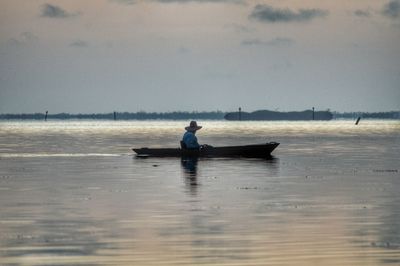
[133,142,279,158]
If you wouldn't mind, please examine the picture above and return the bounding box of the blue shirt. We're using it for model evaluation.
[182,131,200,149]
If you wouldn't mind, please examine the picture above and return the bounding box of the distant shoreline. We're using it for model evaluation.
[0,110,399,120]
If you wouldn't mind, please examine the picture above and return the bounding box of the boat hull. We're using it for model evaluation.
[133,142,279,158]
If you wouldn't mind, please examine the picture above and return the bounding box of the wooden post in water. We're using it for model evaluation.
[355,117,361,125]
[113,111,117,121]
[45,111,48,121]
[239,107,242,121]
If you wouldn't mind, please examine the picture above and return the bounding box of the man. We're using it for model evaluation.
[182,121,202,149]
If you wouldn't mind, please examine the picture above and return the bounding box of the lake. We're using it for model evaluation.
[0,120,399,265]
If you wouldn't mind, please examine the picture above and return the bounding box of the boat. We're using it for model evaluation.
[133,142,279,158]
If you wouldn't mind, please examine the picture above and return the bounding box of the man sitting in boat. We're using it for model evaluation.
[182,121,202,150]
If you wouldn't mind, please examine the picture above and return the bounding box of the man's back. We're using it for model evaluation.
[182,131,200,149]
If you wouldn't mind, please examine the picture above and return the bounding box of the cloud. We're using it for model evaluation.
[6,32,38,47]
[41,3,77,18]
[110,0,244,3]
[110,0,136,5]
[241,37,294,47]
[6,38,23,47]
[154,0,244,3]
[382,0,400,18]
[241,39,267,46]
[354,9,371,18]
[249,4,328,23]
[177,46,190,54]
[21,32,39,42]
[265,37,294,46]
[224,23,254,33]
[70,40,89,48]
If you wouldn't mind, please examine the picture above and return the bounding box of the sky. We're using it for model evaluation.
[0,0,399,113]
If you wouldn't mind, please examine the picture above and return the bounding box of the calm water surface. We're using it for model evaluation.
[0,120,399,265]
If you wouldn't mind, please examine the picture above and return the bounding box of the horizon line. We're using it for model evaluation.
[1,109,399,115]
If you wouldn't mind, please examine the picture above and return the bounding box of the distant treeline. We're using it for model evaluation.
[0,111,226,120]
[225,110,333,121]
[0,110,398,120]
[333,111,400,119]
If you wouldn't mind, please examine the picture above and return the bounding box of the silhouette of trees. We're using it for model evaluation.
[0,110,398,120]
[0,111,226,120]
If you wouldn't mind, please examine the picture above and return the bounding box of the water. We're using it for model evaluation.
[0,120,399,265]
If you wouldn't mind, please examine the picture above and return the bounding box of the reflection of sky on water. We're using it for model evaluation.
[0,120,399,265]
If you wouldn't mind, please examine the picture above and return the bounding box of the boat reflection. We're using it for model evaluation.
[181,157,199,195]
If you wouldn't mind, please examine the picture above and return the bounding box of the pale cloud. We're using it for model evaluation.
[70,40,89,48]
[6,38,23,47]
[20,32,38,42]
[353,9,371,18]
[110,0,244,4]
[177,46,190,54]
[110,0,136,5]
[41,3,77,18]
[382,0,400,18]
[155,0,244,3]
[224,23,254,33]
[6,32,38,47]
[249,4,328,23]
[241,37,295,47]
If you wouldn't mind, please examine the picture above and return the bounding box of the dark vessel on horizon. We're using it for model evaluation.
[224,109,333,121]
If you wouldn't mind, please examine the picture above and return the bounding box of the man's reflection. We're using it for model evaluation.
[181,157,199,195]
